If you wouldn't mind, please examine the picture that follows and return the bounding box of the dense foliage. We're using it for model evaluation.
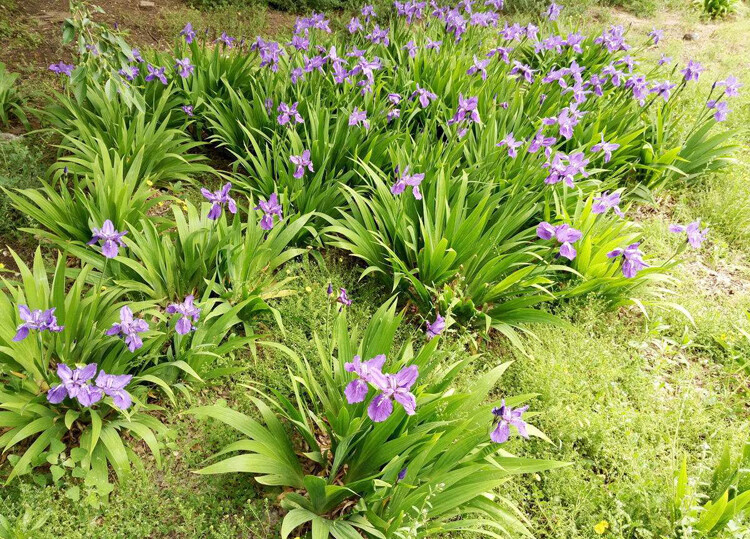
[0,0,745,536]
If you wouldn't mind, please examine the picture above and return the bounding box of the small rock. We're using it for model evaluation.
[139,0,155,8]
[0,132,21,142]
[683,32,699,41]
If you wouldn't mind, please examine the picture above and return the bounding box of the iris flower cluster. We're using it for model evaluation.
[47,363,134,410]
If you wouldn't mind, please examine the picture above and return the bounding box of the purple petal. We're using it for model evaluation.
[12,326,29,342]
[491,422,510,443]
[47,384,68,404]
[368,394,394,422]
[393,391,417,415]
[345,379,369,403]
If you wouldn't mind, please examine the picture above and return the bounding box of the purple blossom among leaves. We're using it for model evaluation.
[106,306,149,352]
[47,363,99,406]
[496,133,523,158]
[290,149,314,179]
[174,57,194,78]
[145,64,168,85]
[426,314,445,340]
[591,133,620,162]
[88,220,127,259]
[166,295,201,335]
[391,166,425,199]
[180,23,196,44]
[13,305,64,342]
[255,193,283,231]
[669,220,708,248]
[349,108,370,129]
[681,60,704,82]
[201,182,237,220]
[277,101,303,126]
[607,243,648,278]
[490,400,529,443]
[537,222,583,260]
[336,288,352,310]
[592,191,625,218]
[95,371,133,410]
[49,62,74,77]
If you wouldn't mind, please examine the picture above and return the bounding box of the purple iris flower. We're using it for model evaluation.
[119,66,139,81]
[365,25,390,46]
[107,306,149,352]
[13,305,64,342]
[95,371,133,410]
[174,58,194,78]
[180,23,196,44]
[626,74,649,105]
[650,81,676,101]
[290,67,305,85]
[658,54,672,66]
[88,220,127,259]
[49,62,74,77]
[182,105,194,117]
[348,17,363,34]
[255,193,283,231]
[448,94,480,126]
[344,354,387,404]
[592,191,625,218]
[391,166,425,199]
[669,220,708,248]
[648,28,663,45]
[426,39,442,52]
[510,61,535,84]
[337,288,352,310]
[591,134,620,163]
[537,222,582,260]
[47,363,100,406]
[326,283,333,295]
[361,4,376,21]
[544,2,562,20]
[426,314,445,340]
[528,129,556,155]
[490,400,528,443]
[485,0,504,9]
[367,365,418,422]
[565,32,584,53]
[409,84,437,108]
[130,48,144,63]
[467,55,491,80]
[403,40,418,59]
[496,133,523,158]
[201,182,237,220]
[398,467,408,480]
[717,76,742,97]
[387,109,401,122]
[607,243,648,278]
[349,108,370,129]
[707,100,731,122]
[216,32,236,48]
[681,60,704,82]
[594,25,630,53]
[145,64,168,85]
[487,46,512,64]
[289,35,310,51]
[290,149,314,179]
[166,295,201,335]
[277,102,303,126]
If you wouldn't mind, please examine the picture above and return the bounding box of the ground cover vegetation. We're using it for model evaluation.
[0,0,748,537]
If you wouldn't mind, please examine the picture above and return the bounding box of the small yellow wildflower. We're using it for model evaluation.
[146,180,154,187]
[305,286,312,293]
[594,520,609,535]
